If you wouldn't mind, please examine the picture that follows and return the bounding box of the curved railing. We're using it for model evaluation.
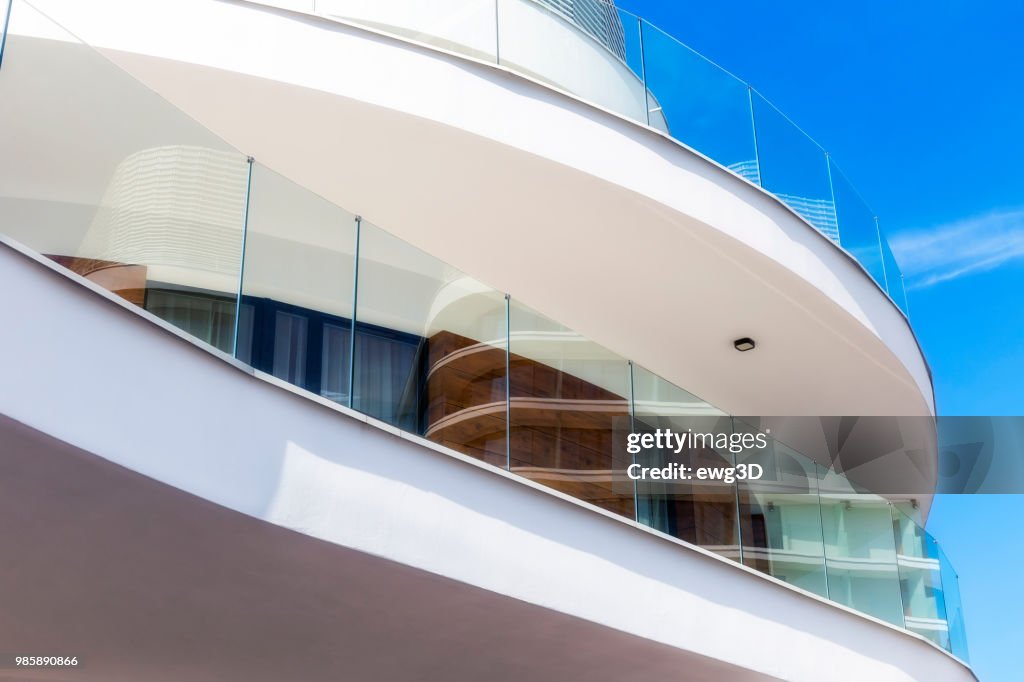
[300,0,911,317]
[0,0,962,660]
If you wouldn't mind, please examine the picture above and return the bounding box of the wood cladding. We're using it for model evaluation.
[424,330,507,468]
[424,330,634,518]
[424,330,744,543]
[47,255,148,308]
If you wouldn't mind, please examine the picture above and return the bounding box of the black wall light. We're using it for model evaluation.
[734,337,756,352]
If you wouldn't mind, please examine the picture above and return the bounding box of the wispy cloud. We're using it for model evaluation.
[889,208,1024,290]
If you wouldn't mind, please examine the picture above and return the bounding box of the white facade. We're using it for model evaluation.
[0,0,971,679]
[0,241,973,681]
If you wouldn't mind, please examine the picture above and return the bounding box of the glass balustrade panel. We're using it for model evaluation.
[733,421,828,597]
[751,92,837,241]
[891,502,950,650]
[639,21,756,173]
[631,365,739,558]
[508,300,633,518]
[0,1,248,353]
[879,231,910,316]
[353,220,508,467]
[239,164,358,403]
[938,544,970,661]
[830,158,887,290]
[818,464,905,627]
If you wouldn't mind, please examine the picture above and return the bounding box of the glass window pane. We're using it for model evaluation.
[354,221,507,467]
[146,289,238,351]
[640,21,756,172]
[241,164,357,403]
[273,311,309,386]
[497,0,648,126]
[508,301,633,518]
[631,365,738,557]
[235,303,255,365]
[819,466,905,627]
[0,2,248,353]
[733,422,828,598]
[321,323,352,404]
[751,92,837,241]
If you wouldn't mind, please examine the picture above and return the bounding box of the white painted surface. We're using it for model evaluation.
[0,238,972,682]
[5,0,933,421]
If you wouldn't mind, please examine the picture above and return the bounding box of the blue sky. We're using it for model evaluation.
[616,1,1023,679]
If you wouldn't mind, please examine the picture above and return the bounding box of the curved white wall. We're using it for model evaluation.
[8,0,934,421]
[315,0,656,127]
[0,241,972,682]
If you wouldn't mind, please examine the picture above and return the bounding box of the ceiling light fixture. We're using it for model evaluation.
[734,337,756,352]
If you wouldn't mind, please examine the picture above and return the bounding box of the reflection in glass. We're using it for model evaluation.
[819,466,905,627]
[146,289,238,352]
[831,158,887,290]
[632,365,738,557]
[880,229,913,315]
[240,164,357,401]
[272,311,309,386]
[939,544,970,661]
[892,503,950,650]
[508,301,633,517]
[751,92,837,240]
[354,221,508,466]
[640,21,755,169]
[0,2,248,351]
[321,322,352,403]
[879,230,911,317]
[734,423,828,597]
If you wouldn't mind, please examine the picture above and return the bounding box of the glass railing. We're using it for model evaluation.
[0,0,960,658]
[310,0,912,318]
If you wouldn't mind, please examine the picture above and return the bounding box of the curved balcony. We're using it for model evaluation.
[289,0,911,317]
[1,0,935,422]
[0,0,965,663]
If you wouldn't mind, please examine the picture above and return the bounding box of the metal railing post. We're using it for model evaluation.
[348,215,362,410]
[747,85,763,186]
[628,360,638,522]
[504,292,511,471]
[825,151,840,243]
[638,17,649,127]
[730,417,745,566]
[815,463,831,600]
[875,215,889,293]
[1,0,14,71]
[232,156,254,359]
[494,0,500,64]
